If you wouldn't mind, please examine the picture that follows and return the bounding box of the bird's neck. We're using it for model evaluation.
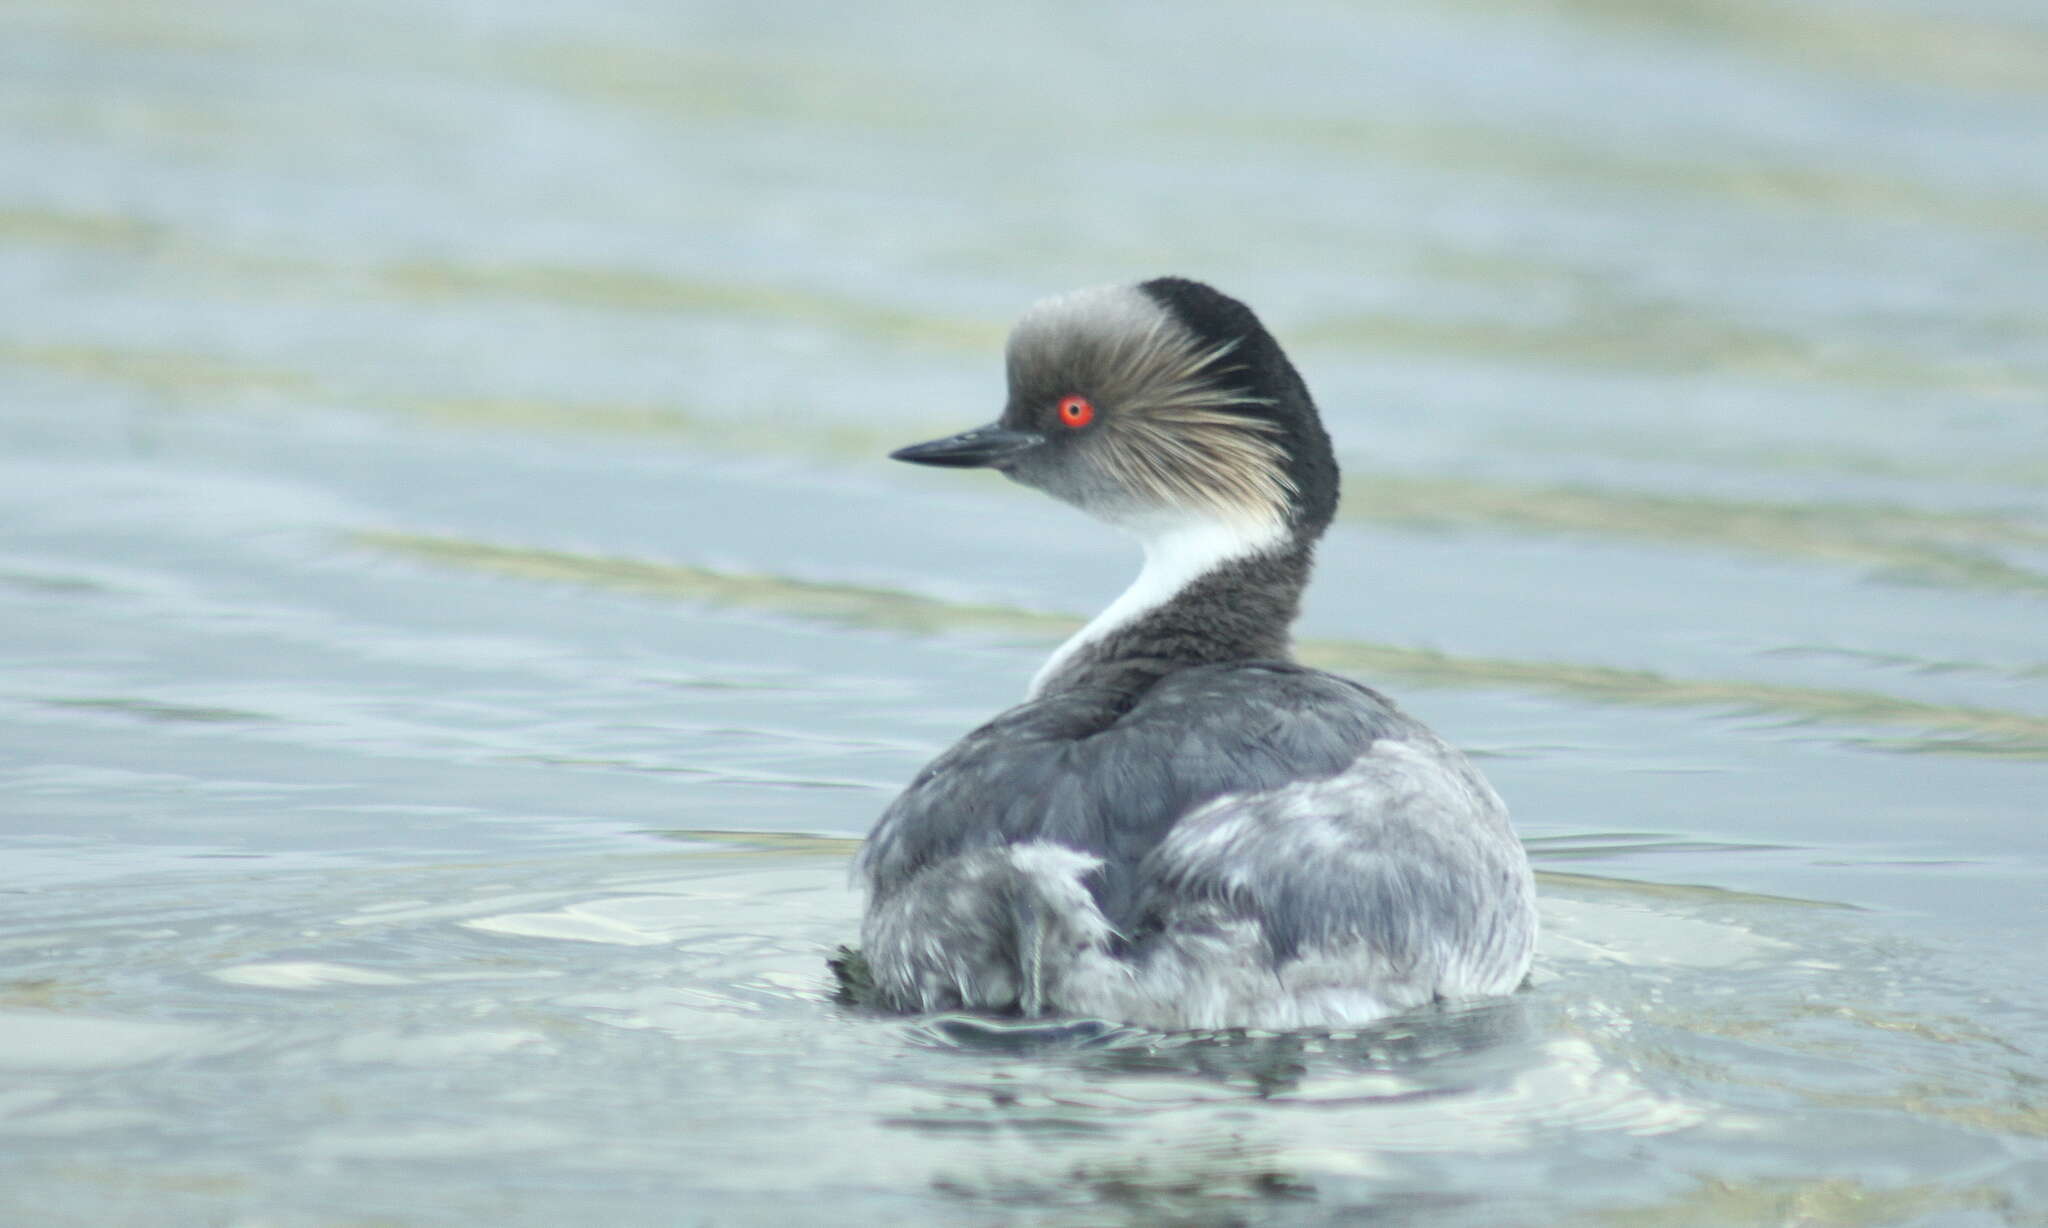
[1027,515,1312,700]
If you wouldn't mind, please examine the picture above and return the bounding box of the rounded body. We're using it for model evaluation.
[856,663,1536,1030]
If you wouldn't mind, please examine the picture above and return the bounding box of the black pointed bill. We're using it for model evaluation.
[889,424,1045,469]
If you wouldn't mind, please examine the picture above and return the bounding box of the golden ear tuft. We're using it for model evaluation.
[1091,325,1294,526]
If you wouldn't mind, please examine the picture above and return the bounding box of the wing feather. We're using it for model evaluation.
[857,662,1417,932]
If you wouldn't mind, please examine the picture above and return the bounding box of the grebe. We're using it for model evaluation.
[854,277,1536,1030]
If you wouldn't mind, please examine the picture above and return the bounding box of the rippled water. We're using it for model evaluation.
[4,0,2046,1223]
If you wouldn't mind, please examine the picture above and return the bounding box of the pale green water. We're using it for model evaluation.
[2,1,2046,1224]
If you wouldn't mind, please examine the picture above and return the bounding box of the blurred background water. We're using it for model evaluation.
[2,0,2046,1223]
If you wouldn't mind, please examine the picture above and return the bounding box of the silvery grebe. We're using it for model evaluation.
[854,277,1536,1030]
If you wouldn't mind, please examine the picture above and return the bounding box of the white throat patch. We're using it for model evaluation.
[1027,514,1289,699]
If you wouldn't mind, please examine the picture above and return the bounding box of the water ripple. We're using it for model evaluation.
[361,529,2048,758]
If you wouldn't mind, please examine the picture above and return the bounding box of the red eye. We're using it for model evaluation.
[1057,395,1095,429]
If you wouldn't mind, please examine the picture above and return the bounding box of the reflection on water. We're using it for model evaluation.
[2,847,2041,1224]
[3,0,2047,1221]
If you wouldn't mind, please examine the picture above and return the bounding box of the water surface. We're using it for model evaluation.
[3,0,2046,1223]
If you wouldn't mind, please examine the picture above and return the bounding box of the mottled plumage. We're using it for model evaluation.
[857,277,1537,1030]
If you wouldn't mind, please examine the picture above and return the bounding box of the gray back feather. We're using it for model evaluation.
[1135,736,1533,984]
[856,661,1420,936]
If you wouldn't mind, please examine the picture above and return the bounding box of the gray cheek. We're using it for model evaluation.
[1002,446,1069,496]
[1008,445,1140,520]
